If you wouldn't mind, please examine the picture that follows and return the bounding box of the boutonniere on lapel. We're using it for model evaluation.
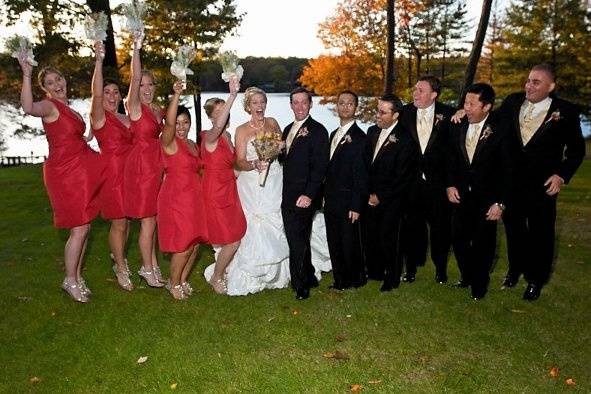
[339,134,352,145]
[296,126,309,138]
[434,113,444,126]
[383,134,399,147]
[479,125,493,141]
[544,110,561,124]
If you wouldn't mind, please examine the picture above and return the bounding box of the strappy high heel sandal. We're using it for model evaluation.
[112,265,134,291]
[209,277,227,295]
[165,280,186,300]
[61,278,89,303]
[78,278,92,297]
[110,253,132,275]
[153,265,166,284]
[138,266,165,288]
[181,281,194,296]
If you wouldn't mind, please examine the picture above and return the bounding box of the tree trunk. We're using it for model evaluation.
[459,0,493,107]
[87,0,118,70]
[407,49,413,88]
[384,0,396,95]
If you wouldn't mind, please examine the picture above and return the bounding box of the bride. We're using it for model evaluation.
[204,87,331,295]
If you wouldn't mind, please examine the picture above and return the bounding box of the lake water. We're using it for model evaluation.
[1,92,589,159]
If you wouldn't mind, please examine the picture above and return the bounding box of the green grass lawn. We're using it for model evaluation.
[1,162,589,393]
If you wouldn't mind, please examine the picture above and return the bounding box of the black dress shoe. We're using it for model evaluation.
[523,284,541,301]
[402,273,416,283]
[435,274,448,284]
[295,288,310,300]
[452,280,470,288]
[379,281,399,292]
[307,277,319,288]
[352,277,367,288]
[471,289,487,300]
[367,273,384,281]
[501,274,520,289]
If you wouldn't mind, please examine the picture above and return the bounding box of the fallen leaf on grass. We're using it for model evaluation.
[106,278,116,282]
[565,378,576,386]
[17,296,33,302]
[549,367,559,378]
[510,309,526,314]
[323,351,349,360]
[170,383,178,390]
[368,379,382,384]
[350,384,363,392]
[29,376,42,384]
[346,314,352,318]
[575,261,584,265]
[292,309,300,315]
[336,335,346,342]
[50,311,57,317]
[137,356,148,364]
[267,317,276,322]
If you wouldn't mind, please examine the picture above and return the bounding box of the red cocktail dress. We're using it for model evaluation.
[94,111,132,219]
[158,137,208,252]
[42,99,103,228]
[200,132,246,244]
[124,104,162,218]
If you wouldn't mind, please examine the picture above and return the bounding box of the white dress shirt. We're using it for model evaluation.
[373,121,397,161]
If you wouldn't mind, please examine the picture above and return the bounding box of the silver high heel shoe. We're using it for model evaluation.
[112,265,134,291]
[165,280,186,300]
[209,277,227,295]
[181,281,193,296]
[78,278,92,297]
[61,278,89,303]
[138,266,165,288]
[153,265,166,284]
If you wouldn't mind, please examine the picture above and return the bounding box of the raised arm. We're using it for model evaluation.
[90,41,106,130]
[127,32,144,120]
[203,77,240,144]
[160,80,184,152]
[18,55,55,119]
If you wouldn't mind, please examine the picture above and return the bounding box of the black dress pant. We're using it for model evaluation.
[364,204,403,286]
[282,207,316,291]
[325,210,364,288]
[451,194,498,296]
[503,189,557,286]
[402,180,452,276]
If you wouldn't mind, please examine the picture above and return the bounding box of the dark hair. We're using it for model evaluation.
[337,90,359,107]
[531,63,556,82]
[465,83,495,107]
[289,87,312,103]
[103,78,121,89]
[379,94,403,113]
[177,105,191,123]
[418,75,441,97]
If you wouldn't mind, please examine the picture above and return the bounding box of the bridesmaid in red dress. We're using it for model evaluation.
[124,32,164,288]
[90,42,133,291]
[158,81,208,299]
[17,57,103,303]
[201,77,247,294]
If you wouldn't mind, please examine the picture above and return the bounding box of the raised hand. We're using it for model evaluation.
[229,76,240,95]
[17,52,33,78]
[95,41,105,62]
[132,31,144,50]
[451,109,466,124]
[172,80,185,96]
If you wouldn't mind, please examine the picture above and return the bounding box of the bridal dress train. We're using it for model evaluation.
[204,137,331,295]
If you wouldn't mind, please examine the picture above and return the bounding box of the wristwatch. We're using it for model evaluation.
[494,202,506,211]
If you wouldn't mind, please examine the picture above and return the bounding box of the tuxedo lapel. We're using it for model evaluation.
[471,122,492,164]
[424,111,442,154]
[512,97,524,146]
[286,118,309,157]
[459,123,470,165]
[409,107,420,146]
[374,126,399,162]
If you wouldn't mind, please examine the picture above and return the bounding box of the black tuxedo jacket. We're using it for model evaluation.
[400,101,455,190]
[498,92,585,191]
[280,116,329,210]
[365,122,418,213]
[447,114,511,206]
[324,122,369,216]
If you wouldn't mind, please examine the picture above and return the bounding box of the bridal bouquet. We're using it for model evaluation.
[84,12,108,42]
[251,131,284,186]
[121,1,147,36]
[170,44,197,87]
[6,35,38,66]
[217,51,243,82]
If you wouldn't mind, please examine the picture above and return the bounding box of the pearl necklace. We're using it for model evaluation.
[249,118,265,130]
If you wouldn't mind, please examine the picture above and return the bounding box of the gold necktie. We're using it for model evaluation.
[417,109,430,153]
[330,127,343,159]
[520,102,536,144]
[286,121,300,153]
[466,124,480,163]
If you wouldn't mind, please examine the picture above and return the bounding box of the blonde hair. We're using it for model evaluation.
[242,87,267,114]
[203,97,225,118]
[140,69,156,85]
[37,67,64,89]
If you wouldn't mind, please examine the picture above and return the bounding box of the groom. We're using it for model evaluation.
[280,87,329,300]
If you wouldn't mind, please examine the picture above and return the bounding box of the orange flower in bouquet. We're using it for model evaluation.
[251,130,284,186]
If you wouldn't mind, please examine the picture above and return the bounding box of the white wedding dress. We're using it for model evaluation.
[203,137,331,295]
